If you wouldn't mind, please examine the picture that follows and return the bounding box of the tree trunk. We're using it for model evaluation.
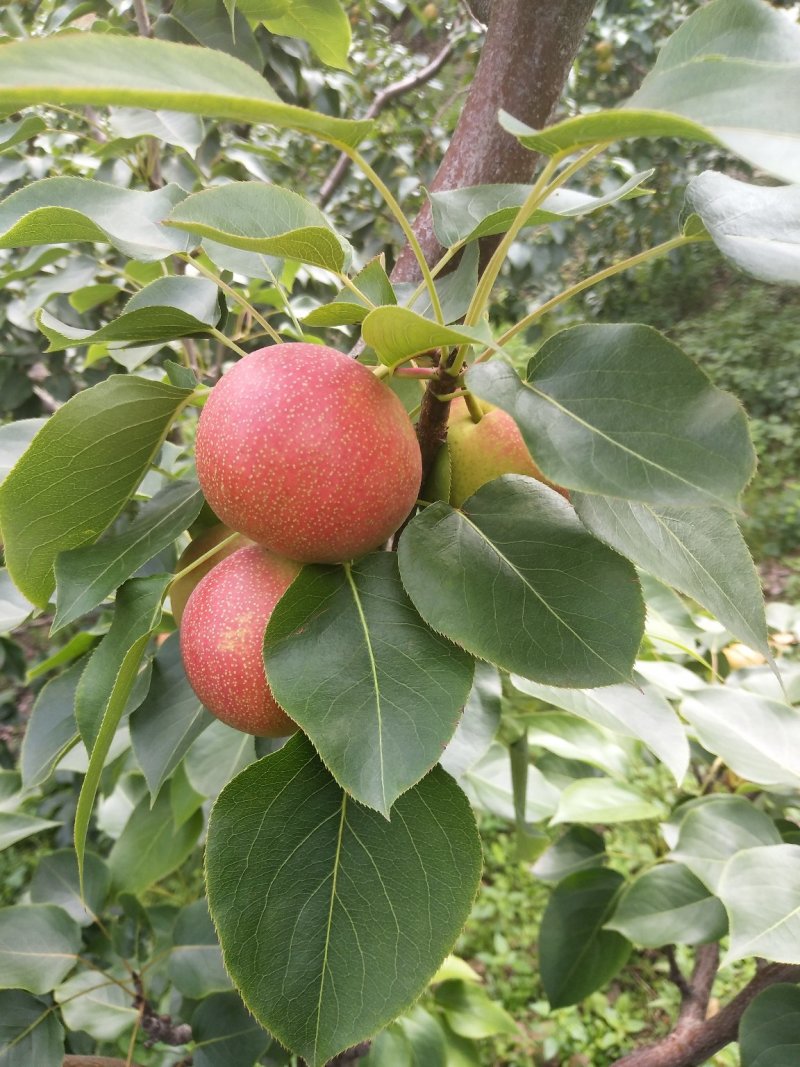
[393,0,597,280]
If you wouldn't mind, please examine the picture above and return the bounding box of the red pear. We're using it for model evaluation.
[179,544,300,738]
[195,343,422,563]
[170,523,249,626]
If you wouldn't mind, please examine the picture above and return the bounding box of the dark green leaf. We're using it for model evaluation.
[398,477,644,687]
[0,906,81,994]
[157,0,263,70]
[167,182,352,271]
[191,991,272,1067]
[29,850,110,928]
[539,869,631,1008]
[109,788,203,896]
[606,863,727,947]
[265,553,474,815]
[0,115,46,153]
[0,35,372,149]
[467,325,755,510]
[740,984,800,1067]
[75,575,168,752]
[573,495,770,658]
[206,733,482,1067]
[130,633,213,799]
[532,827,606,884]
[0,177,191,261]
[686,171,800,285]
[54,480,203,632]
[0,375,192,607]
[19,658,82,789]
[38,276,222,352]
[169,899,231,998]
[0,990,64,1067]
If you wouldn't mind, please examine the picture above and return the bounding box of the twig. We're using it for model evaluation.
[63,1058,146,1067]
[612,959,800,1067]
[132,972,192,1048]
[319,38,457,208]
[132,0,152,36]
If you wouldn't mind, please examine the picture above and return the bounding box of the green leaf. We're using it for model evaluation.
[686,172,800,285]
[500,0,800,183]
[0,813,60,853]
[184,718,256,798]
[525,712,629,778]
[0,34,372,149]
[467,324,755,510]
[509,678,687,787]
[0,990,64,1067]
[304,255,396,326]
[0,115,46,153]
[261,0,352,71]
[551,778,663,826]
[167,182,352,271]
[0,177,191,261]
[399,1006,448,1067]
[74,576,168,885]
[539,869,631,1008]
[38,276,223,353]
[206,733,482,1067]
[669,795,782,892]
[740,984,800,1067]
[398,476,644,688]
[362,306,487,368]
[168,899,231,998]
[55,969,137,1041]
[54,480,202,633]
[718,844,800,965]
[157,0,263,71]
[191,992,273,1067]
[440,662,501,780]
[29,850,110,928]
[69,283,124,314]
[0,418,45,484]
[75,575,168,752]
[434,981,517,1039]
[428,170,654,246]
[572,495,770,659]
[264,553,474,815]
[19,659,82,789]
[108,107,205,152]
[364,1028,413,1067]
[130,633,213,800]
[109,787,203,896]
[681,689,800,789]
[606,863,727,947]
[0,905,81,994]
[0,375,192,608]
[532,827,606,884]
[0,570,33,633]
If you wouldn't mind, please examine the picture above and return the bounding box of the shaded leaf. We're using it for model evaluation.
[606,863,727,947]
[573,494,770,658]
[206,733,482,1067]
[739,984,800,1067]
[532,827,606,884]
[169,899,231,998]
[0,813,60,853]
[109,788,203,896]
[0,570,33,633]
[19,659,82,789]
[191,991,272,1067]
[539,869,630,1008]
[29,850,110,927]
[440,662,501,780]
[0,375,192,607]
[467,324,755,510]
[0,990,64,1067]
[55,969,137,1041]
[0,906,80,994]
[264,553,474,815]
[719,844,800,965]
[167,182,352,271]
[398,476,644,688]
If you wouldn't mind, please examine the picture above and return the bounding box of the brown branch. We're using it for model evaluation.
[319,37,458,208]
[132,0,152,36]
[392,0,596,281]
[63,1058,146,1067]
[612,961,800,1067]
[133,972,192,1048]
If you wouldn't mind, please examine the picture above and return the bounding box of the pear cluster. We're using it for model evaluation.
[178,343,423,737]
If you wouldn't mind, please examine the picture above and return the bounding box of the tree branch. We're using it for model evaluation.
[131,0,152,37]
[392,0,596,280]
[319,37,458,208]
[63,1058,145,1067]
[612,961,800,1067]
